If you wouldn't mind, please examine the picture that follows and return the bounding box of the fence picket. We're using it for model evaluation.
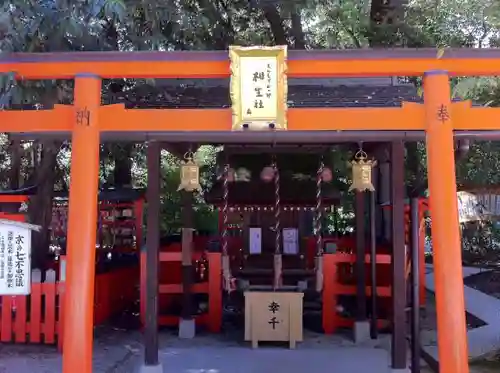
[14,295,27,343]
[29,269,42,343]
[1,296,12,342]
[1,264,138,347]
[43,269,56,344]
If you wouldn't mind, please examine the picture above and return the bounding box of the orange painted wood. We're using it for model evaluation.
[0,213,26,222]
[29,282,42,343]
[3,49,500,79]
[0,195,28,203]
[14,296,27,343]
[159,251,205,262]
[207,252,222,333]
[332,253,392,265]
[1,296,13,342]
[57,283,65,351]
[334,284,392,297]
[0,105,73,132]
[159,282,209,294]
[424,72,469,373]
[322,254,337,334]
[453,102,500,130]
[3,101,500,133]
[44,281,57,344]
[322,252,392,334]
[62,76,101,373]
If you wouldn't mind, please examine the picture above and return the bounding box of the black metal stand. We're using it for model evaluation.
[355,191,367,321]
[144,141,160,366]
[410,197,421,373]
[391,140,407,369]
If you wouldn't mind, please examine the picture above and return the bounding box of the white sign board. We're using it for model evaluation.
[283,228,299,255]
[0,219,40,295]
[249,227,262,255]
[240,57,278,121]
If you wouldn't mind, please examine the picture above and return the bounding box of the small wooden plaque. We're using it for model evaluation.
[244,291,303,349]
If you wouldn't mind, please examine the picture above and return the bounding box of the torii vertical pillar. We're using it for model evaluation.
[424,71,469,373]
[62,75,101,373]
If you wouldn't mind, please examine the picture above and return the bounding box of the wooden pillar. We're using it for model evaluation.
[424,71,469,373]
[355,191,367,321]
[390,140,407,369]
[410,197,421,373]
[62,75,101,373]
[181,191,194,321]
[144,141,160,367]
[379,152,391,241]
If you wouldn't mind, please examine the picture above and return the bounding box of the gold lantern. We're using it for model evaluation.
[348,150,377,192]
[178,152,202,192]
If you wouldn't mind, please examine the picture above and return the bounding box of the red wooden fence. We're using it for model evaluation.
[0,269,65,349]
[0,264,139,349]
[322,252,392,334]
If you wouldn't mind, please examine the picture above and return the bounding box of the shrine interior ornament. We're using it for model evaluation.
[229,45,288,131]
[177,152,202,192]
[348,149,377,192]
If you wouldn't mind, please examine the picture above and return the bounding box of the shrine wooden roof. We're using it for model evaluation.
[104,81,419,109]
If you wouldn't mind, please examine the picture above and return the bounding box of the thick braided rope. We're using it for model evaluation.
[274,161,281,255]
[315,160,324,255]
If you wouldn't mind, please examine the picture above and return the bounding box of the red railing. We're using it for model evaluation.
[0,260,138,350]
[322,252,392,334]
[140,246,222,332]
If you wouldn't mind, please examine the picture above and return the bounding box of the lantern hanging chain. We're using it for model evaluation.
[315,156,324,256]
[222,162,229,259]
[273,156,281,255]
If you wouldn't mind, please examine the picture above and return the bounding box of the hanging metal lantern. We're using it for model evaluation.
[348,150,377,192]
[178,152,202,192]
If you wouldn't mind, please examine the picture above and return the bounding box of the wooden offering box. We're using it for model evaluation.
[244,291,303,349]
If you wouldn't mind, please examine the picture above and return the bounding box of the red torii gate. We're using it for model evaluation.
[3,48,500,373]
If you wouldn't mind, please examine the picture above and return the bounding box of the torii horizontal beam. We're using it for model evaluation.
[2,48,500,79]
[2,101,500,136]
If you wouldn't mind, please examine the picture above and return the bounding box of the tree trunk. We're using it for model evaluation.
[8,138,22,190]
[27,141,60,269]
[112,144,133,187]
[262,5,288,45]
[290,7,306,49]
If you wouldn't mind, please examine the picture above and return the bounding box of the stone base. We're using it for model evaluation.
[353,320,371,344]
[178,318,196,339]
[137,363,163,373]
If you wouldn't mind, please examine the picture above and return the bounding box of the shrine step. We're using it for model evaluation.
[246,285,302,292]
[235,268,314,276]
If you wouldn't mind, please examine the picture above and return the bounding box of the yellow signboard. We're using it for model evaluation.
[229,45,288,130]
